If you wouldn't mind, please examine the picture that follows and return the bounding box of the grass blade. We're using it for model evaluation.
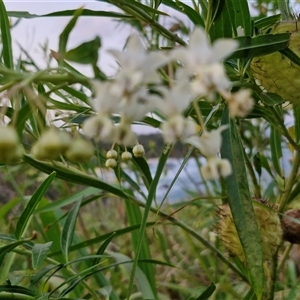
[221,108,264,299]
[61,199,82,262]
[15,172,56,240]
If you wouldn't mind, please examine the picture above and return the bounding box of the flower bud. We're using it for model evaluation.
[106,149,118,159]
[0,126,23,163]
[105,158,117,168]
[133,144,145,157]
[121,151,132,161]
[32,127,72,160]
[65,137,94,163]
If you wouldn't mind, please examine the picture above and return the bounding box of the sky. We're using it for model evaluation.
[3,0,191,134]
[3,0,193,76]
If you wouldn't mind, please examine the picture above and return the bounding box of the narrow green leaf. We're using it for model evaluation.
[0,197,20,219]
[221,108,264,299]
[108,251,155,300]
[254,14,281,32]
[49,222,155,257]
[32,242,53,270]
[0,285,37,297]
[30,264,62,285]
[125,194,157,297]
[7,9,132,19]
[92,233,116,266]
[35,187,100,213]
[23,154,128,199]
[119,0,169,16]
[61,200,82,262]
[260,92,285,106]
[15,172,56,240]
[234,0,251,35]
[209,0,232,40]
[162,0,204,27]
[0,0,13,69]
[294,106,300,143]
[229,33,290,59]
[192,282,216,300]
[270,125,283,175]
[59,7,84,56]
[64,36,101,65]
[0,239,31,267]
[280,47,300,68]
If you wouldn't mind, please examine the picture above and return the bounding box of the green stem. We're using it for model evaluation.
[278,0,291,21]
[134,198,249,282]
[278,148,300,212]
[269,106,298,150]
[266,247,280,300]
[242,146,261,199]
[12,248,101,300]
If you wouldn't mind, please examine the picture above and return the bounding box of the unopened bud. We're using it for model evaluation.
[105,158,117,168]
[133,144,145,157]
[121,151,132,161]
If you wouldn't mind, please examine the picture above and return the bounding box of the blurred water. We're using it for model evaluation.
[97,144,294,204]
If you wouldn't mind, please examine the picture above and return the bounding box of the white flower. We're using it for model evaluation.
[161,115,198,144]
[201,157,232,180]
[82,114,115,141]
[119,87,158,122]
[91,80,120,114]
[171,27,238,99]
[172,27,238,70]
[155,79,194,116]
[194,125,228,158]
[108,33,169,92]
[225,89,254,117]
[190,64,232,99]
[113,123,136,146]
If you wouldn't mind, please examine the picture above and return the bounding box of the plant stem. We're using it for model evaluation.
[266,247,280,300]
[13,247,101,300]
[135,198,249,282]
[278,148,300,212]
[242,146,261,199]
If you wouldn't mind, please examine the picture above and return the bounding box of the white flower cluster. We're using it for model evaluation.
[83,27,253,180]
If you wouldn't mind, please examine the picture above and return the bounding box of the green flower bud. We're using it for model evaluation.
[106,149,118,159]
[133,144,145,157]
[0,126,23,163]
[65,137,94,163]
[121,151,132,161]
[32,127,72,160]
[105,158,117,168]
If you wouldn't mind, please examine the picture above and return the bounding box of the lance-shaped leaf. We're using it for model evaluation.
[64,36,101,65]
[32,242,53,270]
[61,199,82,262]
[220,108,264,300]
[15,172,56,240]
[0,0,13,69]
[229,33,290,59]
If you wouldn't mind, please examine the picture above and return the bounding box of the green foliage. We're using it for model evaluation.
[1,0,300,299]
